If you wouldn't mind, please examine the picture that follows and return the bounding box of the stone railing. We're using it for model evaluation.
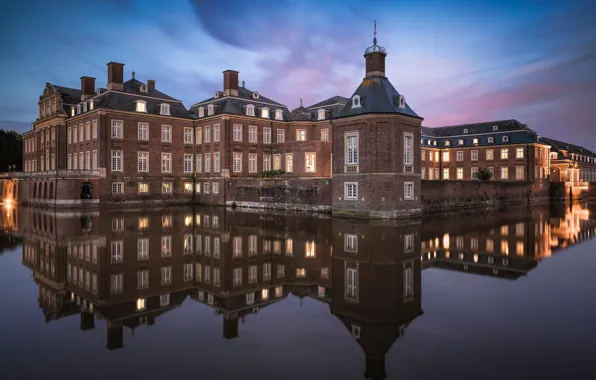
[3,170,101,179]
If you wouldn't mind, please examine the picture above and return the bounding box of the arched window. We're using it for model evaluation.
[49,183,54,199]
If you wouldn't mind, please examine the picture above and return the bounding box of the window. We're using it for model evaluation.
[79,124,83,142]
[296,129,306,141]
[111,120,123,139]
[67,127,72,143]
[458,139,464,145]
[184,127,193,144]
[273,154,281,170]
[184,154,193,173]
[79,152,84,170]
[443,168,450,179]
[429,151,433,162]
[352,95,361,107]
[488,137,494,143]
[205,126,211,143]
[404,267,413,300]
[501,167,509,180]
[345,234,358,252]
[305,153,316,173]
[516,147,524,159]
[404,133,413,165]
[138,122,149,140]
[213,124,220,142]
[246,105,255,117]
[472,167,479,179]
[249,126,257,143]
[138,238,149,260]
[305,241,316,257]
[136,100,147,112]
[111,150,122,172]
[110,274,123,294]
[263,127,271,144]
[456,151,463,161]
[502,136,509,142]
[207,104,215,116]
[203,182,210,194]
[321,128,329,142]
[162,182,173,194]
[249,153,257,173]
[184,263,193,282]
[421,167,425,179]
[471,150,478,161]
[92,150,97,170]
[346,267,358,299]
[283,153,293,173]
[516,166,524,180]
[110,241,124,264]
[457,167,464,180]
[138,182,149,193]
[160,294,170,307]
[184,182,193,193]
[213,182,219,194]
[445,140,451,147]
[233,268,242,287]
[162,125,171,143]
[161,153,171,173]
[233,152,242,173]
[296,268,306,278]
[263,155,271,171]
[233,124,242,141]
[487,149,494,160]
[501,148,509,160]
[442,151,449,162]
[248,266,257,284]
[160,104,170,115]
[317,109,326,120]
[435,152,439,161]
[277,129,285,143]
[196,154,202,173]
[138,152,149,172]
[404,182,414,200]
[275,109,283,120]
[214,152,220,172]
[345,182,358,200]
[85,122,90,141]
[161,236,172,256]
[68,154,72,169]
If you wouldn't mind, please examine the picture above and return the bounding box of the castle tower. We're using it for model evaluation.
[332,22,423,218]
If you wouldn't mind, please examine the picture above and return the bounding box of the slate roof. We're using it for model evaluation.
[122,78,179,101]
[190,86,292,121]
[540,137,596,159]
[335,77,422,120]
[421,119,547,149]
[55,86,82,106]
[93,91,194,119]
[306,95,349,109]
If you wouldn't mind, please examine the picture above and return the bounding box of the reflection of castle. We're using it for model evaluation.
[15,202,596,379]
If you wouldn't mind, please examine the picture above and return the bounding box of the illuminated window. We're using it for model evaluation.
[457,167,464,180]
[296,268,306,277]
[285,153,293,172]
[501,167,509,180]
[516,148,524,159]
[501,148,509,160]
[296,129,306,141]
[305,241,316,257]
[442,151,449,162]
[136,298,146,311]
[305,153,316,173]
[161,236,172,257]
[135,100,147,113]
[162,182,173,194]
[275,286,283,297]
[443,168,450,179]
[138,217,149,229]
[138,238,149,260]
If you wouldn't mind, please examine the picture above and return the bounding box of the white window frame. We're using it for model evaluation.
[161,153,172,173]
[111,120,123,139]
[138,151,149,172]
[136,100,147,113]
[160,103,170,116]
[161,125,171,143]
[305,152,316,173]
[345,182,358,200]
[404,182,414,200]
[111,150,123,172]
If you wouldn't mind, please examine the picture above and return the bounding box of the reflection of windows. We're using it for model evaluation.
[233,236,242,258]
[136,298,146,311]
[246,292,255,305]
[160,294,170,307]
[138,238,149,260]
[346,266,358,301]
[161,236,172,257]
[404,266,413,301]
[285,239,293,256]
[233,268,242,287]
[161,266,172,285]
[296,268,306,277]
[345,234,358,252]
[111,241,123,263]
[263,263,271,281]
[275,286,283,297]
[184,263,193,282]
[184,234,193,254]
[249,266,257,284]
[305,241,316,257]
[321,268,329,279]
[277,264,285,279]
[404,234,414,252]
[305,153,316,173]
[137,270,149,289]
[249,235,258,256]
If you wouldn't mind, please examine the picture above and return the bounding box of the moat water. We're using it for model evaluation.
[0,203,595,380]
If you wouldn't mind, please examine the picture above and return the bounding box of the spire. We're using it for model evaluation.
[242,80,245,88]
[364,20,387,77]
[373,20,377,46]
[364,20,386,56]
[300,97,303,107]
[132,71,135,79]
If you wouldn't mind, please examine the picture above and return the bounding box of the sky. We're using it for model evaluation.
[0,0,595,148]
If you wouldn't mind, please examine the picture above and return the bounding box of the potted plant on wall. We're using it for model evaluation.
[476,167,493,181]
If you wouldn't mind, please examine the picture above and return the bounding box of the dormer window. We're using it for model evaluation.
[317,109,326,120]
[433,140,437,146]
[488,137,494,143]
[275,109,283,121]
[71,106,75,117]
[77,104,81,114]
[82,102,88,112]
[252,92,260,100]
[445,140,451,146]
[463,128,468,134]
[398,95,405,108]
[198,107,205,118]
[214,91,220,98]
[428,140,432,145]
[89,100,94,111]
[261,107,270,119]
[140,85,148,93]
[473,138,479,144]
[493,125,499,131]
[160,103,170,116]
[207,104,215,116]
[502,136,509,142]
[352,95,361,108]
[136,100,147,113]
[246,104,255,117]
[458,139,464,145]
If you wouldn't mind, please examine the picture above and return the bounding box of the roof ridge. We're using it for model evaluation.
[433,119,519,129]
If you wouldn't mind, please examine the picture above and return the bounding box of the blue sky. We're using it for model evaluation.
[1,0,595,147]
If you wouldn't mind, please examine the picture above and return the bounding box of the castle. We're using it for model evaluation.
[2,26,596,217]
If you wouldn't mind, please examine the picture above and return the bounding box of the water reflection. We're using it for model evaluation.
[4,203,596,379]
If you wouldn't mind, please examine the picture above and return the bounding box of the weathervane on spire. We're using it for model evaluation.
[132,71,136,79]
[300,97,303,107]
[373,20,377,46]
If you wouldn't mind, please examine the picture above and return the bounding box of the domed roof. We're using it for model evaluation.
[364,21,387,56]
[290,98,314,121]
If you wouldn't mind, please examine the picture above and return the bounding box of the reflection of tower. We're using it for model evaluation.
[223,313,239,339]
[331,219,423,380]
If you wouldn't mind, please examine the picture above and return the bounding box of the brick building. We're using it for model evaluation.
[8,25,594,215]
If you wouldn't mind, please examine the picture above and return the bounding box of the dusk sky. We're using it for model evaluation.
[1,0,595,148]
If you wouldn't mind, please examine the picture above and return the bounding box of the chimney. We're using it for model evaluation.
[107,62,125,91]
[223,70,239,97]
[223,315,239,339]
[107,324,124,350]
[80,76,96,100]
[147,79,155,91]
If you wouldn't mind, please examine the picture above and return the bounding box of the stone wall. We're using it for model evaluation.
[421,180,549,212]
[226,177,332,212]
